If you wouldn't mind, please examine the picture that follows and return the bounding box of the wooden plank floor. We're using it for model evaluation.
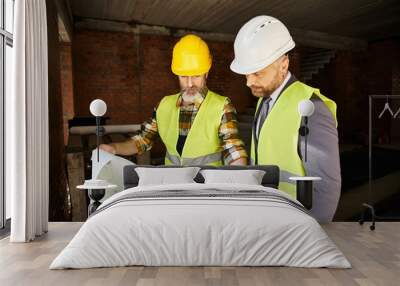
[0,222,399,286]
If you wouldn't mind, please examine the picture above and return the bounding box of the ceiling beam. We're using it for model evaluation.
[291,28,367,51]
[74,18,235,42]
[74,18,367,51]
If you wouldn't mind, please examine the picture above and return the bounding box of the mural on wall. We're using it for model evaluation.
[59,26,400,222]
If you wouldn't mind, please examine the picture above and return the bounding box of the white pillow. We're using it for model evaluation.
[200,169,266,185]
[135,167,201,186]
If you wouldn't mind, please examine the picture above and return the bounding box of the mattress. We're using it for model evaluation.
[50,183,351,269]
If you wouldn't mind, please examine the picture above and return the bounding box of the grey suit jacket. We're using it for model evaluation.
[300,95,341,222]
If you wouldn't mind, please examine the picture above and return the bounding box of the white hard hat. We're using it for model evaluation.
[230,15,295,75]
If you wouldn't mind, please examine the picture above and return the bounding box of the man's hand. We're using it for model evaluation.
[99,139,138,156]
[229,157,248,166]
[99,144,116,154]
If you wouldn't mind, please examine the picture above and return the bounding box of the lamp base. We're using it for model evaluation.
[296,180,313,210]
[289,176,321,210]
[88,189,105,215]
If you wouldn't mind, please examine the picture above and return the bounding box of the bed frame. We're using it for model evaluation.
[123,165,280,189]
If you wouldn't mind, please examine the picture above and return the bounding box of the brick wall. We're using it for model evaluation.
[367,40,399,144]
[70,29,253,126]
[308,39,400,144]
[72,30,141,124]
[288,47,301,79]
[60,29,400,146]
[206,40,252,109]
[309,50,369,144]
[367,40,396,95]
[138,34,178,120]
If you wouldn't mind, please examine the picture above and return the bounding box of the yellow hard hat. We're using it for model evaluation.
[171,34,212,76]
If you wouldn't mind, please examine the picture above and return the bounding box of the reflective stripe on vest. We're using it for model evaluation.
[250,81,337,198]
[166,151,222,166]
[157,90,227,166]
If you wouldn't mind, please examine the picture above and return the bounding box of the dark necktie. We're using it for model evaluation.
[257,97,272,140]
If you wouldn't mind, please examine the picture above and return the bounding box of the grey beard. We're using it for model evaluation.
[182,91,201,104]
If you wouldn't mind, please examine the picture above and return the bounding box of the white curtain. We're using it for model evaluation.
[7,0,49,242]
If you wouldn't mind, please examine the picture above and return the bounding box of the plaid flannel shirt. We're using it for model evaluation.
[132,88,248,164]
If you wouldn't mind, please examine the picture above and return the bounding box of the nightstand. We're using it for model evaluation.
[289,176,321,210]
[77,180,117,215]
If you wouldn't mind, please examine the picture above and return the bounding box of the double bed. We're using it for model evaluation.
[50,165,350,269]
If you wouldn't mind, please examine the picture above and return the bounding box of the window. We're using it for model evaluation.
[1,0,14,230]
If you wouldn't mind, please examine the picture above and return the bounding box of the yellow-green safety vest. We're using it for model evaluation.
[250,81,337,198]
[157,90,227,166]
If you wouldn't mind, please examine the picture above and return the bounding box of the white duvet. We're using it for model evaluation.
[50,183,351,269]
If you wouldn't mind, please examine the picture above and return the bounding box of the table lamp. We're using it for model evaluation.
[298,99,315,162]
[89,99,107,162]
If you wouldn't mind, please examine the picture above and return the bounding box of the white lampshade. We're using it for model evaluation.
[90,99,107,117]
[298,99,315,117]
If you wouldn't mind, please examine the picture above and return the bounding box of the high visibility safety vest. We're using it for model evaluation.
[157,90,227,166]
[250,81,337,198]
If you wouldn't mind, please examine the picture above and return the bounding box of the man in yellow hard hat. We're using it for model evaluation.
[100,34,248,166]
[230,16,341,222]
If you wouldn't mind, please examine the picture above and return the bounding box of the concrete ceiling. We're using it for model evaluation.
[68,0,400,41]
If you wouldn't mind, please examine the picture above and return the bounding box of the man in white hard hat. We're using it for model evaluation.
[230,16,341,222]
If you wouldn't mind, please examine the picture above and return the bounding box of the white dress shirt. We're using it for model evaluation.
[256,71,292,137]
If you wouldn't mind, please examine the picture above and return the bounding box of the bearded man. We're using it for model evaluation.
[230,16,341,222]
[100,34,247,166]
